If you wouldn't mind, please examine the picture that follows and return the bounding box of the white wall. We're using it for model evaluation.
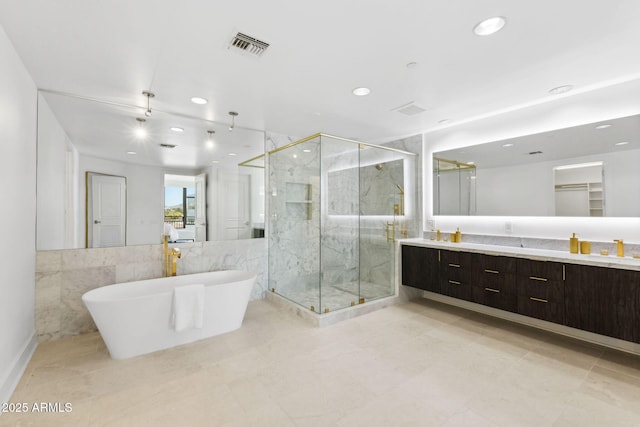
[79,155,165,246]
[0,25,38,405]
[36,95,78,249]
[424,77,640,243]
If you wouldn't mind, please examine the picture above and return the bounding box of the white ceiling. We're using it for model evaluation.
[2,0,640,167]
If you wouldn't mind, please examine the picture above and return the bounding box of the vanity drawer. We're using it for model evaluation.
[476,254,517,273]
[518,277,564,302]
[516,259,564,281]
[441,278,472,301]
[440,251,473,279]
[517,296,565,324]
[472,286,517,312]
[472,254,515,292]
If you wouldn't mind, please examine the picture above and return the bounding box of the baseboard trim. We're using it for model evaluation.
[0,333,38,407]
[422,291,640,356]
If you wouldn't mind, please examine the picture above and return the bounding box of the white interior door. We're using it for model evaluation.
[219,172,251,240]
[88,173,126,247]
[194,173,207,242]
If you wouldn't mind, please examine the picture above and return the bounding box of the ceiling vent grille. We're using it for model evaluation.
[159,143,177,149]
[229,32,270,57]
[392,102,428,116]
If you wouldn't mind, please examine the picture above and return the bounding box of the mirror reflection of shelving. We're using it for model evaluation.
[588,182,604,217]
[285,182,313,220]
[554,162,604,217]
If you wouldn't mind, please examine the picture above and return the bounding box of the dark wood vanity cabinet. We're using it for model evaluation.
[516,259,565,324]
[439,250,474,301]
[471,254,517,312]
[401,245,440,292]
[564,264,640,343]
[401,243,640,344]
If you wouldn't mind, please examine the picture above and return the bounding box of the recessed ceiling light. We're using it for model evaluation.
[352,87,371,96]
[293,154,298,159]
[467,161,475,164]
[170,127,184,133]
[211,160,220,164]
[473,16,506,36]
[191,97,208,105]
[615,141,629,146]
[303,149,311,153]
[595,124,612,129]
[127,151,137,155]
[549,85,573,95]
[228,152,237,156]
[502,143,514,148]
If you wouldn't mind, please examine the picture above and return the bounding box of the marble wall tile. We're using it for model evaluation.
[36,250,62,273]
[36,237,268,342]
[35,270,62,341]
[61,247,118,269]
[60,266,117,337]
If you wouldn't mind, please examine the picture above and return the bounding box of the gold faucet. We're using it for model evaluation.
[163,235,182,276]
[614,239,624,257]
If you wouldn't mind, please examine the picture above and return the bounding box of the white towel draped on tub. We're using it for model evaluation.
[171,284,205,332]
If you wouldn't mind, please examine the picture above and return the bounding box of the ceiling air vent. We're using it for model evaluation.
[392,102,428,116]
[159,143,177,149]
[229,32,270,57]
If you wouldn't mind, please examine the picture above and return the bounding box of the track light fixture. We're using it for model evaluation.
[142,90,155,117]
[228,111,238,131]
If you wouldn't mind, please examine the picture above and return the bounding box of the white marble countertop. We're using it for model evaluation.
[400,238,640,271]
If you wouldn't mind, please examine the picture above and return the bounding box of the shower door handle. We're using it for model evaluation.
[386,221,396,242]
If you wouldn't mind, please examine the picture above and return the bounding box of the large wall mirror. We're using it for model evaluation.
[433,114,640,217]
[36,90,265,250]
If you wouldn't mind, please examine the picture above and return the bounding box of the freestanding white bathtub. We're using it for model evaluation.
[82,270,256,359]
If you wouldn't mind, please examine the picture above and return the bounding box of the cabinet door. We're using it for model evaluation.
[440,250,473,301]
[401,245,440,292]
[516,259,565,324]
[565,264,640,343]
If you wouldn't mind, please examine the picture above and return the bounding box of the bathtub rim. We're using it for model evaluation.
[82,269,257,304]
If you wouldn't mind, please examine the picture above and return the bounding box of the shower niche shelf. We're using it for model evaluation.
[285,182,313,220]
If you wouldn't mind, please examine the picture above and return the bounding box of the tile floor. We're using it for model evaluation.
[3,298,640,427]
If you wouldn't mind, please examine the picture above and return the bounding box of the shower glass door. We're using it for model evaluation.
[320,136,360,313]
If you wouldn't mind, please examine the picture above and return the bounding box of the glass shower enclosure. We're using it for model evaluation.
[268,133,416,314]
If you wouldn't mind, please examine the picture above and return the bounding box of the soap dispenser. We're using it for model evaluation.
[569,233,579,254]
[455,228,462,243]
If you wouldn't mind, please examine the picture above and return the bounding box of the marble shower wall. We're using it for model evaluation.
[35,238,267,342]
[268,137,323,301]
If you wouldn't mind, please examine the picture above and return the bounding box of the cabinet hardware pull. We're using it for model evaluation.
[529,276,548,282]
[448,263,461,268]
[484,269,499,274]
[530,297,548,303]
[448,280,461,285]
[484,287,500,293]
